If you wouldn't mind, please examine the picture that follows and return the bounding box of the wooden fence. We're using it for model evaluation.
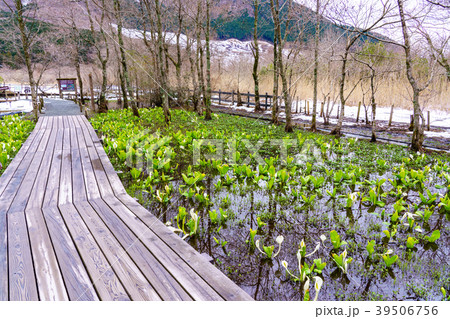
[210,90,274,110]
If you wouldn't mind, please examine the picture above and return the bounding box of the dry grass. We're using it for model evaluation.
[2,58,449,112]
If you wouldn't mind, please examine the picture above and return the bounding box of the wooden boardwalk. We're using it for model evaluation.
[0,115,252,301]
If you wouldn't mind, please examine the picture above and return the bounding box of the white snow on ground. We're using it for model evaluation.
[219,98,450,128]
[0,100,33,113]
[217,98,450,140]
[424,131,450,139]
[3,84,59,94]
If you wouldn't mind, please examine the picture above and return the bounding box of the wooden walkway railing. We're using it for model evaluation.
[0,115,252,301]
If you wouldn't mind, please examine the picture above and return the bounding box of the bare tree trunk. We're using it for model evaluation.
[9,0,38,120]
[397,0,424,151]
[85,0,109,113]
[114,0,139,117]
[311,0,320,132]
[370,72,377,142]
[331,39,351,136]
[204,0,213,120]
[188,43,201,114]
[271,0,293,132]
[155,0,171,123]
[271,33,279,124]
[70,21,85,106]
[252,0,262,112]
[195,0,205,114]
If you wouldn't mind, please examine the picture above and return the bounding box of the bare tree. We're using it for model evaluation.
[204,0,213,120]
[355,42,393,142]
[329,0,395,136]
[84,0,109,113]
[252,0,262,112]
[1,0,39,119]
[271,0,294,132]
[310,0,330,131]
[113,0,139,117]
[397,0,437,151]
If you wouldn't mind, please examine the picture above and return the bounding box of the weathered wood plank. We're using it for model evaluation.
[24,117,68,300]
[0,117,49,301]
[42,117,98,301]
[7,117,55,300]
[79,116,253,301]
[75,117,192,300]
[57,116,129,301]
[67,116,161,301]
[76,116,225,301]
[0,114,252,301]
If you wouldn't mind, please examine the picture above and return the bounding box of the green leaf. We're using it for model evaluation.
[330,230,341,249]
[426,230,440,243]
[382,254,398,267]
[366,240,375,257]
[406,236,418,249]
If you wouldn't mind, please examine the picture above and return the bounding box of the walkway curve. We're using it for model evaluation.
[0,115,252,301]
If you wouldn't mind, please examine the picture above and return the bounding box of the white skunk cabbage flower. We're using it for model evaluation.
[313,276,323,301]
[305,242,321,257]
[276,235,284,245]
[272,235,284,258]
[304,277,310,292]
[189,209,199,233]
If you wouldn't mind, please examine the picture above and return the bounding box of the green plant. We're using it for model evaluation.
[425,230,440,243]
[248,228,257,247]
[362,188,386,207]
[313,259,327,274]
[345,192,359,208]
[255,235,284,259]
[332,249,352,274]
[366,240,376,258]
[406,236,419,249]
[382,251,398,268]
[213,236,228,248]
[330,230,347,250]
[438,195,450,212]
[419,189,438,207]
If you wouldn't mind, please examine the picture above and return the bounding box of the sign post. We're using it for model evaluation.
[56,78,77,100]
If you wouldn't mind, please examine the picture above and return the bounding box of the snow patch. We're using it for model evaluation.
[0,100,33,113]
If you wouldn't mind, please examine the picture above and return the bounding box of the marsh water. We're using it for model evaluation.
[127,157,449,301]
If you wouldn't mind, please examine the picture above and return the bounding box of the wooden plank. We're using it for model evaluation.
[24,114,68,301]
[77,117,226,300]
[67,116,161,301]
[42,117,98,301]
[0,117,49,301]
[74,117,193,300]
[7,117,55,300]
[79,115,253,301]
[57,116,129,301]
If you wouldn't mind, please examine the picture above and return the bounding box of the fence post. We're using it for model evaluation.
[265,92,268,110]
[247,91,250,106]
[388,104,394,127]
[89,73,95,113]
[427,111,431,131]
[218,89,222,105]
[306,100,310,116]
[356,101,361,123]
[232,90,235,105]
